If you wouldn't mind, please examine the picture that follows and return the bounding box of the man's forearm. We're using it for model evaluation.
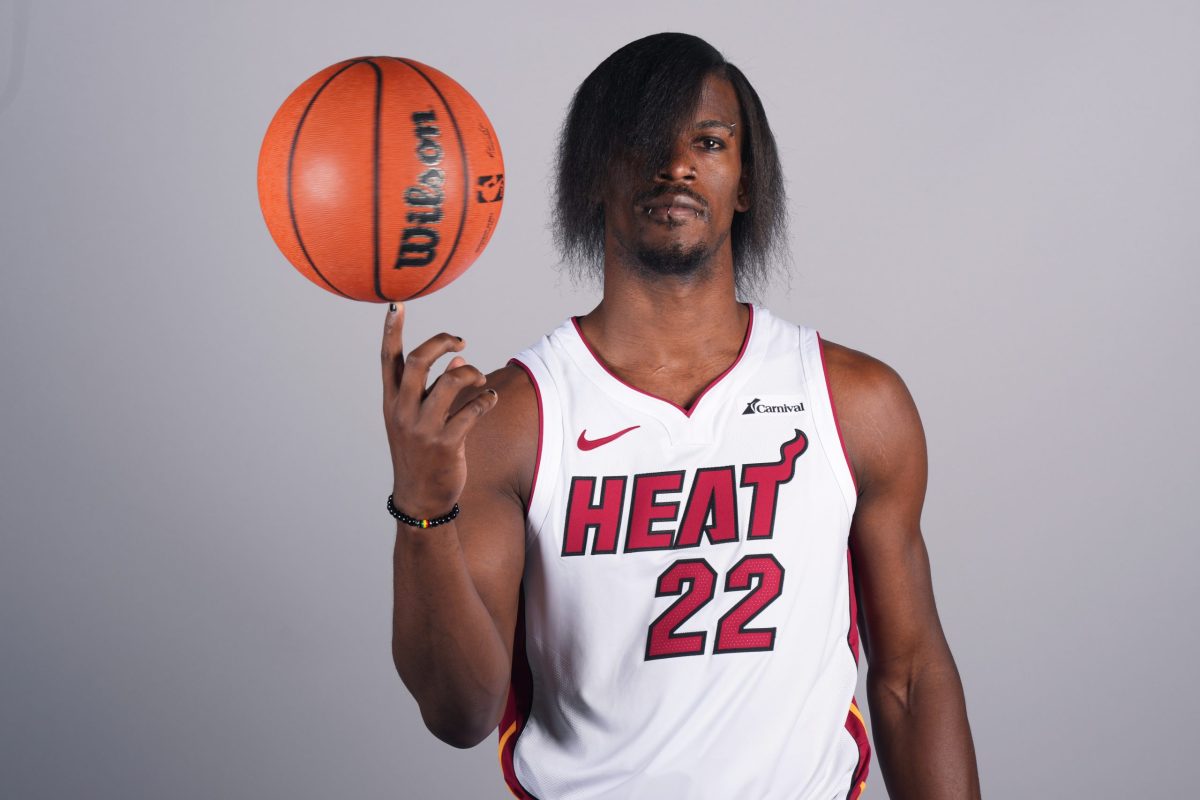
[392,522,512,748]
[867,656,981,799]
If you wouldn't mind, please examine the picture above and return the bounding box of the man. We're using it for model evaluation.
[383,33,980,799]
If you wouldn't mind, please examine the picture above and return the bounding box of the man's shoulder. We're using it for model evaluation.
[472,363,539,445]
[458,363,540,506]
[819,339,910,403]
[819,339,924,491]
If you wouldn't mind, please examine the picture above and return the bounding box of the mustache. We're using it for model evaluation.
[634,184,709,210]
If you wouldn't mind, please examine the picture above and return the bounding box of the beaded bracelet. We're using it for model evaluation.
[387,494,460,529]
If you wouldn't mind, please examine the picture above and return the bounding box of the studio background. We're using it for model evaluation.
[1,1,1196,797]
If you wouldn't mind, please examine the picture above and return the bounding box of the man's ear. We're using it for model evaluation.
[735,173,751,213]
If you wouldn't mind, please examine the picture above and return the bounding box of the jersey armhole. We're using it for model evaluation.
[508,355,561,544]
[799,329,858,518]
[816,334,859,495]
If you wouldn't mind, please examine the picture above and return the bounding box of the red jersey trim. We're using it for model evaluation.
[844,549,871,799]
[816,334,859,494]
[570,304,755,418]
[507,358,542,515]
[845,550,861,664]
[499,361,540,798]
[844,699,871,800]
[497,587,538,799]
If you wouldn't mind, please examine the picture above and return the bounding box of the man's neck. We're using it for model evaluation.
[576,258,749,409]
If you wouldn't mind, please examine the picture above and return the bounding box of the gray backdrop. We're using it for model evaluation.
[2,1,1197,797]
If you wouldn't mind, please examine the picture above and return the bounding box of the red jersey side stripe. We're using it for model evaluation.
[497,587,538,799]
[844,549,871,798]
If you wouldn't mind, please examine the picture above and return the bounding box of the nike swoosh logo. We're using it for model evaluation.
[577,425,641,451]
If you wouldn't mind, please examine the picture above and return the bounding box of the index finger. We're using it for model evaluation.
[381,302,405,399]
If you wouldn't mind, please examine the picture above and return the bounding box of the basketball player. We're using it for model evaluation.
[383,33,980,799]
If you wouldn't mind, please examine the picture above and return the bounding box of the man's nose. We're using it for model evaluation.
[655,141,696,182]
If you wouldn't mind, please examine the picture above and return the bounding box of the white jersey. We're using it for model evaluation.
[498,306,870,800]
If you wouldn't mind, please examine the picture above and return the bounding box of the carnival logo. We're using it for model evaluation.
[742,397,806,415]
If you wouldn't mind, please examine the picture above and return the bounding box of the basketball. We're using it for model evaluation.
[257,57,505,302]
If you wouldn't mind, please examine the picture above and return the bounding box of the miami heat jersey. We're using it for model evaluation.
[499,305,871,800]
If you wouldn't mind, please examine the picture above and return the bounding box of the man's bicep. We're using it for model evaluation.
[453,365,537,665]
[454,480,527,663]
[830,346,947,670]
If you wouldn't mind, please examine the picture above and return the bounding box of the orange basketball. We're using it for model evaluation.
[257,57,505,302]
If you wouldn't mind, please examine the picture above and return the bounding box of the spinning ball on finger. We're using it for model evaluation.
[257,57,505,302]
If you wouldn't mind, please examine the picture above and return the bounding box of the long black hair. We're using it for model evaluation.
[553,32,788,297]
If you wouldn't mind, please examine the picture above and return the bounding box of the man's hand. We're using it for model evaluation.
[382,302,533,748]
[382,302,499,519]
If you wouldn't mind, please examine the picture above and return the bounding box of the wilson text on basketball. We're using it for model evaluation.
[396,110,444,268]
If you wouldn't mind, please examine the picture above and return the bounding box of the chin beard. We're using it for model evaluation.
[634,240,712,278]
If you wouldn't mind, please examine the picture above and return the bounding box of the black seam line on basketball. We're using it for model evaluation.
[287,59,371,300]
[391,57,468,299]
[367,58,385,301]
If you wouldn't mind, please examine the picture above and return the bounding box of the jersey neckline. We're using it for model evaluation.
[567,303,757,419]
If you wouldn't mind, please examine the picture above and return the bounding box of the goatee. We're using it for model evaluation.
[634,240,712,278]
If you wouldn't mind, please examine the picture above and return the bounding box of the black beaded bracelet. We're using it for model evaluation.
[387,494,460,529]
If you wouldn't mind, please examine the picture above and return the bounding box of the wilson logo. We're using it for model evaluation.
[742,398,805,415]
[396,110,445,268]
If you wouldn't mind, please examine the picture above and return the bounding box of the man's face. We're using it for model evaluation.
[602,73,750,278]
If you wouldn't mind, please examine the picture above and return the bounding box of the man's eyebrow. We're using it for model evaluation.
[694,119,737,134]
